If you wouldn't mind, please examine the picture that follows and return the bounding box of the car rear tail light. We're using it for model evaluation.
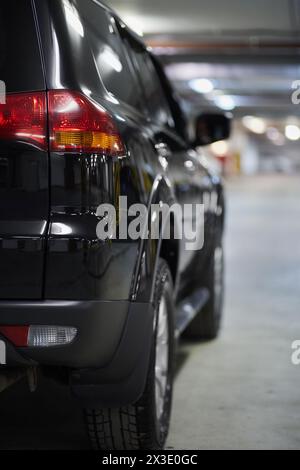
[48,90,125,156]
[0,92,47,149]
[27,326,77,347]
[0,326,29,347]
[0,90,125,157]
[0,325,77,347]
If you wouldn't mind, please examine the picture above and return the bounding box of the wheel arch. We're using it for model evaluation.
[131,175,180,303]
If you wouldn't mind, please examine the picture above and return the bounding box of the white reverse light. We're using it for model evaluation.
[27,326,77,347]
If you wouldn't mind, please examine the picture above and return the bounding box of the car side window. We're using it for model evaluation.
[124,36,174,128]
[139,52,174,128]
[76,0,143,112]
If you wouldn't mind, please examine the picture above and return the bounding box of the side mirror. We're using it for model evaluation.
[194,113,231,147]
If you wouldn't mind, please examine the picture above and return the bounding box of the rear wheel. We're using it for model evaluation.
[84,259,174,450]
[184,237,224,340]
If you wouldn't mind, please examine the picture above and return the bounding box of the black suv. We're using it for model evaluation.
[0,0,229,450]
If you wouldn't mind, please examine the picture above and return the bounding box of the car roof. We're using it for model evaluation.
[92,0,148,50]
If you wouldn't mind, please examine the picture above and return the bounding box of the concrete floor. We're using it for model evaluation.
[0,174,300,449]
[167,174,300,450]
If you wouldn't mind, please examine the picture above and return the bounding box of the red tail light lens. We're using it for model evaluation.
[0,326,29,347]
[48,90,125,156]
[0,92,47,149]
[0,90,125,157]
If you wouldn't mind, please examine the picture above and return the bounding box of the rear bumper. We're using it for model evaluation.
[0,300,154,406]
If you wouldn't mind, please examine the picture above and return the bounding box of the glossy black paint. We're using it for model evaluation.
[0,142,49,299]
[0,1,48,299]
[0,0,225,311]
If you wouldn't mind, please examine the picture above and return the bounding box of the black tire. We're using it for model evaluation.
[184,236,224,340]
[84,259,175,450]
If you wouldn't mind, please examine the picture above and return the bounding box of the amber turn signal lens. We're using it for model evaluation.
[48,90,125,156]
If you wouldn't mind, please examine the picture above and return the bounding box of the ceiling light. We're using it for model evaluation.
[242,116,266,134]
[266,127,285,145]
[210,140,229,156]
[285,124,300,141]
[215,95,235,111]
[189,78,214,94]
[266,127,280,140]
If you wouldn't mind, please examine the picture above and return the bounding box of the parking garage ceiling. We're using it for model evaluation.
[108,0,300,42]
[107,0,300,118]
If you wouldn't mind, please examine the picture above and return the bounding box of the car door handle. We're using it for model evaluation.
[155,142,171,158]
